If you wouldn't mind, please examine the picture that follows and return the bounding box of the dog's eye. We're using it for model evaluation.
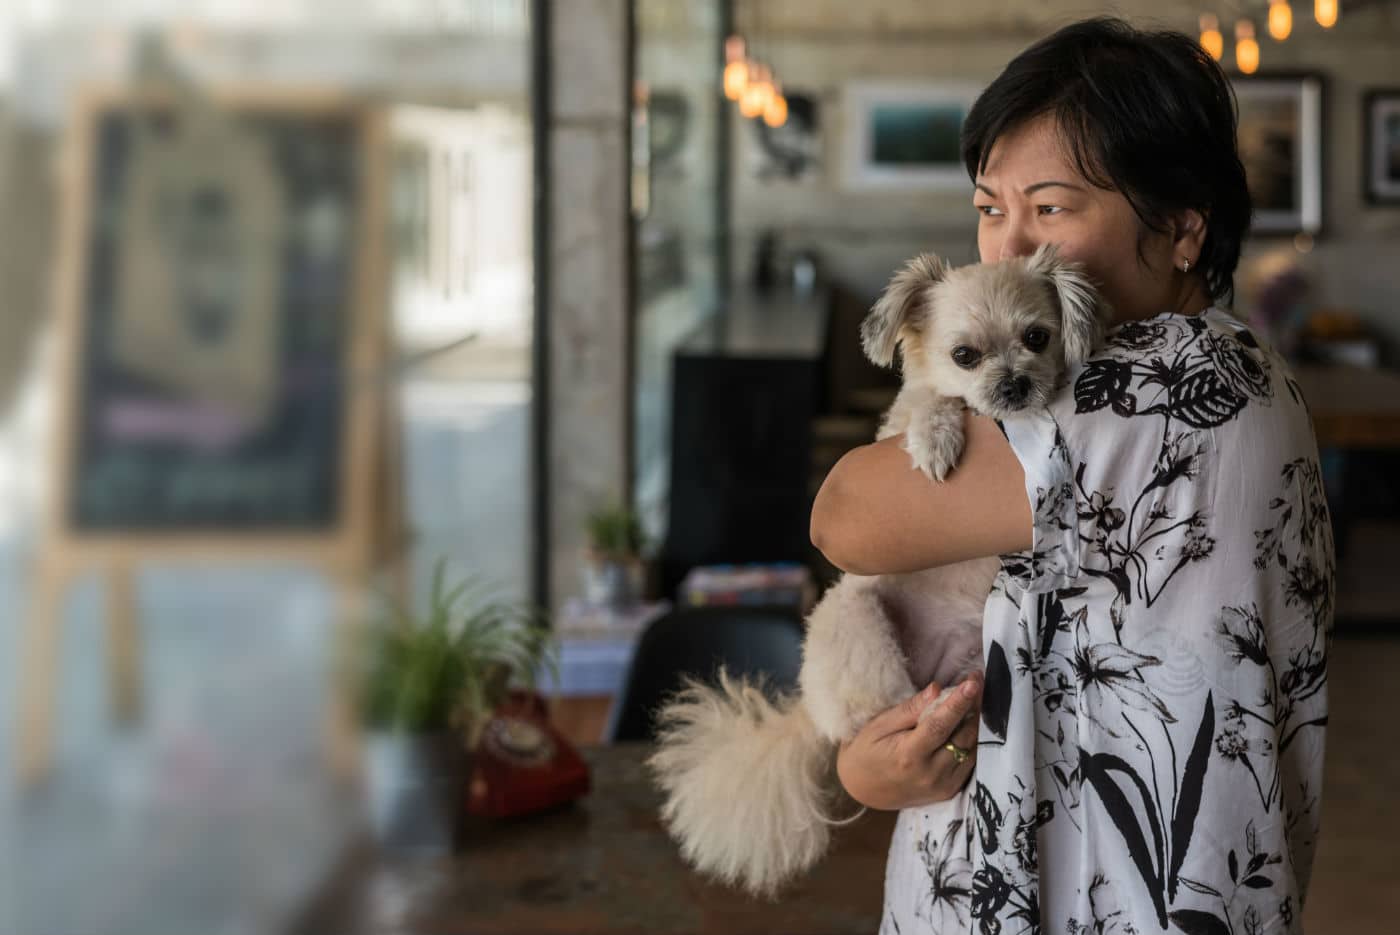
[951,346,982,368]
[1023,328,1050,352]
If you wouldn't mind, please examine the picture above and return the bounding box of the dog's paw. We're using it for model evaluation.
[875,410,904,442]
[904,423,964,482]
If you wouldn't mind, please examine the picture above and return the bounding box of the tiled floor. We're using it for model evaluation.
[1,561,357,935]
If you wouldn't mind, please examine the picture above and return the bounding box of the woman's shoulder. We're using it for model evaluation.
[1055,306,1298,433]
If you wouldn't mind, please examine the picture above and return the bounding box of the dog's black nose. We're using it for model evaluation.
[997,375,1032,403]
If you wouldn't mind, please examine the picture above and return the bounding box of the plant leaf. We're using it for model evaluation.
[1168,691,1214,900]
[973,782,1003,855]
[983,641,1012,741]
[359,558,557,732]
[1167,368,1246,429]
[1169,909,1231,935]
[1079,748,1166,927]
[1178,876,1223,898]
[1075,358,1134,414]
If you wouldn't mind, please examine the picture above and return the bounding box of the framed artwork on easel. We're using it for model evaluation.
[17,83,396,782]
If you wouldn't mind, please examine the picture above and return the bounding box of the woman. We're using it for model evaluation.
[811,18,1333,935]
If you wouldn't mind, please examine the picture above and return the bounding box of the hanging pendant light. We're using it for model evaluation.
[1268,0,1293,40]
[1235,19,1260,74]
[1199,13,1224,61]
[724,4,787,126]
[739,63,767,118]
[763,81,788,128]
[756,65,776,111]
[742,64,775,118]
[1315,0,1338,28]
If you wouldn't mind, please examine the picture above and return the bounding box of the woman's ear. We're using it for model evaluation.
[1173,208,1209,259]
[1024,244,1111,369]
[862,253,947,367]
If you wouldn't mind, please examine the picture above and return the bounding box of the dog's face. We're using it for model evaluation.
[861,245,1110,420]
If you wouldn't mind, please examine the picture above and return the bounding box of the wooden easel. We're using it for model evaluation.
[14,85,402,785]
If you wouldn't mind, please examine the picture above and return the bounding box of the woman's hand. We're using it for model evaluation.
[835,673,984,811]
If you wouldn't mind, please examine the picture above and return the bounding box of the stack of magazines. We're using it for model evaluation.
[679,562,815,613]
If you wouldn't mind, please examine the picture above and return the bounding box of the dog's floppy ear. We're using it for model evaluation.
[861,253,948,367]
[1025,243,1110,369]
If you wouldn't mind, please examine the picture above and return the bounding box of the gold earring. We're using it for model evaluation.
[1182,257,1192,273]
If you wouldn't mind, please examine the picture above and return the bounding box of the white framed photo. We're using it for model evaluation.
[1233,73,1325,235]
[840,82,981,191]
[1363,88,1400,205]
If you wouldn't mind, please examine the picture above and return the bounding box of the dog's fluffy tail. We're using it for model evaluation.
[647,669,840,899]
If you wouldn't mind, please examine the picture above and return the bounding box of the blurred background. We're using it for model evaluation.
[0,0,1396,933]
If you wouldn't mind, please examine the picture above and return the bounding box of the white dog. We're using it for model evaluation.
[647,244,1110,898]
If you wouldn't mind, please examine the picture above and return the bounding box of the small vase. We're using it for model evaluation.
[363,730,469,855]
[581,551,643,609]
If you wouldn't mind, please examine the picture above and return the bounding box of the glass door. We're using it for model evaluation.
[630,0,726,553]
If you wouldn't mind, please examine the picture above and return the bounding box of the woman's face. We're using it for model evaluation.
[973,113,1208,322]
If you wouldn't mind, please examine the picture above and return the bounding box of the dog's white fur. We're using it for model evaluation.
[648,245,1111,898]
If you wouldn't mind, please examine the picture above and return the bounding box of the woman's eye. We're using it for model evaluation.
[951,346,982,368]
[976,205,1003,217]
[1024,328,1050,351]
[1037,205,1063,216]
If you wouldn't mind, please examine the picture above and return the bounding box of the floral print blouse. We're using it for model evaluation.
[880,307,1335,935]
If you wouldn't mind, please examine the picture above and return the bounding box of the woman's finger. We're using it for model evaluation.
[910,676,982,758]
[867,682,943,739]
[949,713,980,751]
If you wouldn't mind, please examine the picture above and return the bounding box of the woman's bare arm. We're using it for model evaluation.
[810,411,1033,575]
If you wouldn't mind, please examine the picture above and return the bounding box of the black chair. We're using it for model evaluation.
[605,605,806,742]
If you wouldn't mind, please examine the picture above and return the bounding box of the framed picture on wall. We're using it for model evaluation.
[1363,89,1400,205]
[840,82,981,191]
[1232,73,1325,235]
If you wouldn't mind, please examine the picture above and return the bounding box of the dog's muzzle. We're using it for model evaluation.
[995,375,1033,409]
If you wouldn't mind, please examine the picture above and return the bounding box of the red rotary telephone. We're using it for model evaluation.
[465,689,591,819]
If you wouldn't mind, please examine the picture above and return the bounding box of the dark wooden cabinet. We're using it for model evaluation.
[658,289,829,598]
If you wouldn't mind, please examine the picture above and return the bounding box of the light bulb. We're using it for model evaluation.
[1199,14,1224,61]
[740,77,766,118]
[1315,0,1337,28]
[1269,0,1293,39]
[1236,20,1260,74]
[724,60,749,101]
[764,94,788,128]
[724,34,746,64]
[750,65,774,111]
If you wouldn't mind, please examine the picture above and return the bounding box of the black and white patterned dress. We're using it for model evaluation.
[880,308,1335,935]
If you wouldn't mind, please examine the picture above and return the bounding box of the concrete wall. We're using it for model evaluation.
[729,0,1400,344]
[547,0,632,607]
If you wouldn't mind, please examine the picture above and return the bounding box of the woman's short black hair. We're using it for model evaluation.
[960,17,1251,303]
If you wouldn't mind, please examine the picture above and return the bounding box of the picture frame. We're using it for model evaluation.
[1232,73,1325,235]
[840,81,981,191]
[1363,88,1400,205]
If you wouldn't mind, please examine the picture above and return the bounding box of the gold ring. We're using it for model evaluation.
[944,742,971,764]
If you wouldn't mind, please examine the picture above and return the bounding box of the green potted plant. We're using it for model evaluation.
[358,559,555,853]
[582,502,647,608]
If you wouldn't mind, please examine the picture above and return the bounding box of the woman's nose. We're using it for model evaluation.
[998,221,1039,261]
